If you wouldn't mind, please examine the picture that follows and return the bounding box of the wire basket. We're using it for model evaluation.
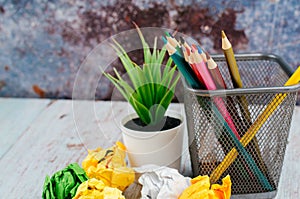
[183,53,300,198]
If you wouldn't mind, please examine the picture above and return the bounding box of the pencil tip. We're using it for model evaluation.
[196,45,203,54]
[190,46,195,53]
[191,45,200,54]
[221,30,226,39]
[161,36,167,44]
[205,51,210,59]
[184,46,191,55]
[165,31,171,37]
[179,36,185,44]
[169,32,174,38]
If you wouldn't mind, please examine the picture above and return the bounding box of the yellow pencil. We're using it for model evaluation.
[221,30,267,174]
[221,30,252,122]
[210,66,300,183]
[221,30,243,88]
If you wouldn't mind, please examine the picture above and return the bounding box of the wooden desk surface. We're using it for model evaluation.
[0,98,299,198]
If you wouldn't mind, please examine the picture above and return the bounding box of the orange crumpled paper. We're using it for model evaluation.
[72,178,125,199]
[179,175,231,199]
[82,141,135,191]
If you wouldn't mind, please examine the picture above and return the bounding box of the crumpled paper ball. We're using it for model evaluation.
[82,141,135,191]
[135,165,191,199]
[42,163,88,199]
[179,175,231,199]
[72,178,125,199]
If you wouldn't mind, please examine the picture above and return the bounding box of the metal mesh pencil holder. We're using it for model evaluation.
[183,53,300,198]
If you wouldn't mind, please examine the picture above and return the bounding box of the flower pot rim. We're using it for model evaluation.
[120,111,184,135]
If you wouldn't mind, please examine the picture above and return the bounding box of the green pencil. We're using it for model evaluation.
[165,42,203,89]
[165,38,272,190]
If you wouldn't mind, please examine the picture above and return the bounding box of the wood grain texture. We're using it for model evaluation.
[0,98,299,198]
[0,98,51,158]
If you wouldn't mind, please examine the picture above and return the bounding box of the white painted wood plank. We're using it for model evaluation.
[0,99,87,198]
[0,98,298,198]
[276,107,300,198]
[0,98,51,158]
[0,100,187,198]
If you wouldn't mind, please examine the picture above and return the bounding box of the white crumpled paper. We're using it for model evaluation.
[135,165,191,199]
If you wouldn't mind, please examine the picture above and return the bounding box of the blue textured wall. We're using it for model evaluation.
[0,0,299,102]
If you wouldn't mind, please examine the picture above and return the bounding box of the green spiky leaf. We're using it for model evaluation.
[103,25,180,126]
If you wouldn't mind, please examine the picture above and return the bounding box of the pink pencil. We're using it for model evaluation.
[190,48,241,139]
[188,45,253,178]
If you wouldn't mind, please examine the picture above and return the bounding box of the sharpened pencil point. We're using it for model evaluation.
[205,51,211,59]
[196,45,203,54]
[161,36,168,44]
[179,36,185,45]
[165,31,171,37]
[221,30,226,39]
[191,44,197,49]
[191,44,197,52]
[184,46,191,56]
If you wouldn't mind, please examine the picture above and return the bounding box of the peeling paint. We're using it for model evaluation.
[175,7,248,51]
[32,85,46,98]
[0,0,299,104]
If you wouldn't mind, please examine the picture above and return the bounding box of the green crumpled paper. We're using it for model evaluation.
[42,163,88,199]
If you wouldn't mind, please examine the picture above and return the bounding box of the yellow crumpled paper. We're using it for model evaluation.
[82,141,135,191]
[72,178,125,199]
[179,175,231,199]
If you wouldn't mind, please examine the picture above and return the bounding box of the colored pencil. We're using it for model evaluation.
[168,36,255,179]
[221,30,268,174]
[165,33,182,56]
[164,35,272,188]
[182,46,204,85]
[210,66,300,184]
[221,30,243,88]
[195,44,208,62]
[221,30,253,121]
[166,36,240,140]
[181,44,190,63]
[221,30,252,123]
[164,41,202,89]
[194,48,274,184]
[209,98,273,190]
[184,45,252,180]
[180,36,192,57]
[205,53,226,89]
[188,48,272,189]
[205,51,250,171]
[205,52,250,144]
[190,49,242,139]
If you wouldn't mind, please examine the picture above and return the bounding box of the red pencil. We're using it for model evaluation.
[182,45,205,86]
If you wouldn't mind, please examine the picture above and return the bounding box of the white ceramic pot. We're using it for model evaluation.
[120,111,184,170]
